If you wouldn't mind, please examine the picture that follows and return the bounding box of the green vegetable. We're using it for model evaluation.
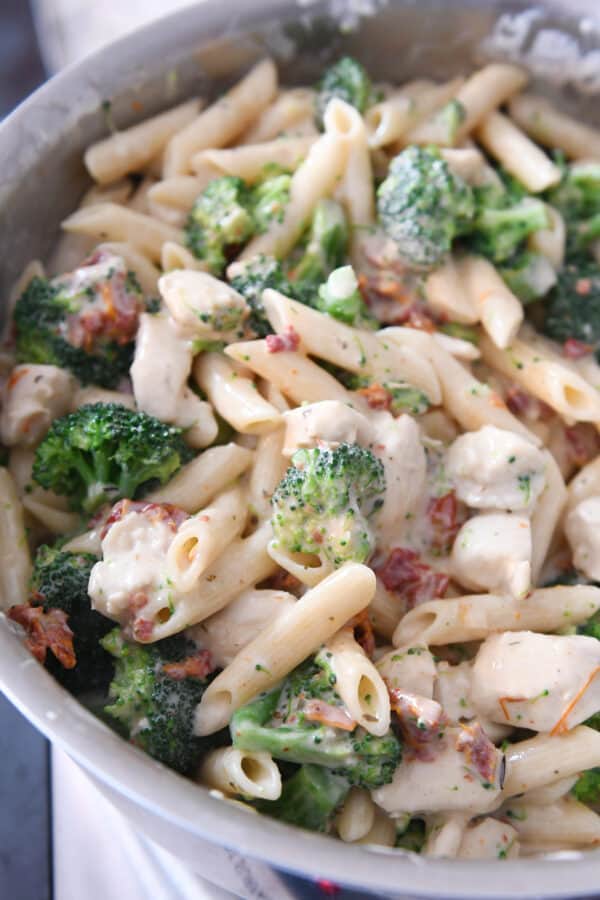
[321,366,430,415]
[229,255,290,337]
[271,442,385,566]
[185,176,255,274]
[30,543,113,695]
[291,199,349,302]
[257,764,349,832]
[250,169,292,234]
[497,251,557,303]
[32,402,194,514]
[316,265,375,327]
[395,817,426,852]
[102,628,219,775]
[14,258,143,388]
[428,99,466,145]
[546,159,600,259]
[572,768,600,806]
[469,198,549,263]
[438,322,479,344]
[542,260,600,348]
[384,381,430,416]
[231,653,401,788]
[315,57,372,130]
[377,145,475,269]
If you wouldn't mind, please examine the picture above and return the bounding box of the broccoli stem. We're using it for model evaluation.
[571,213,600,253]
[257,765,349,832]
[472,200,549,262]
[292,199,348,291]
[231,689,362,768]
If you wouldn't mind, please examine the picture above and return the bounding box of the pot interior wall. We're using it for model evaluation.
[1,0,599,303]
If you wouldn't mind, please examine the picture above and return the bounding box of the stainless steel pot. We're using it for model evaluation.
[2,2,600,895]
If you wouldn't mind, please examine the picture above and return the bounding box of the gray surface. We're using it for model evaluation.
[0,693,51,900]
[0,0,45,118]
[0,5,50,900]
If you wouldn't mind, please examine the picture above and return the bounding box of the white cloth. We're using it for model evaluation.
[51,748,298,900]
[31,0,198,72]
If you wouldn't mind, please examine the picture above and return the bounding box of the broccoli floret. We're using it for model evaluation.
[231,653,401,789]
[316,265,375,327]
[579,620,600,641]
[425,99,467,145]
[543,160,600,259]
[14,251,144,388]
[102,628,218,775]
[382,381,430,416]
[315,57,372,130]
[572,768,600,806]
[290,199,349,302]
[257,764,349,832]
[568,214,600,258]
[542,261,600,348]
[377,145,475,270]
[395,817,426,852]
[546,160,600,220]
[229,255,290,337]
[30,544,113,695]
[497,251,557,303]
[271,442,385,566]
[438,322,479,344]
[469,198,549,263]
[185,176,255,274]
[32,402,194,514]
[250,168,292,234]
[319,365,431,415]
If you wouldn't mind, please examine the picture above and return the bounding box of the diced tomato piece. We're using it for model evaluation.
[8,604,76,668]
[426,491,467,555]
[265,326,300,353]
[163,650,215,681]
[563,338,593,359]
[375,548,448,608]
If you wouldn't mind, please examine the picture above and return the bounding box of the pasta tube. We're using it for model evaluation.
[194,563,376,735]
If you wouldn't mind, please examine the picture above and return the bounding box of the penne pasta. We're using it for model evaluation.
[145,443,254,512]
[429,341,541,443]
[503,726,600,796]
[508,93,600,160]
[163,59,278,176]
[392,585,600,647]
[61,203,183,263]
[261,290,442,404]
[191,136,315,183]
[239,103,351,261]
[85,98,203,184]
[199,747,282,800]
[475,111,561,193]
[225,339,351,405]
[480,332,600,423]
[0,469,32,609]
[194,563,375,735]
[194,352,282,435]
[239,88,316,144]
[167,484,247,592]
[325,628,390,736]
[459,255,523,349]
